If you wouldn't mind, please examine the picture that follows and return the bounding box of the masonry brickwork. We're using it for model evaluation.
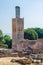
[12,6,24,50]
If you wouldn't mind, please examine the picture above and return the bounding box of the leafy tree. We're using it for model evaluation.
[34,28,43,38]
[8,39,12,48]
[0,30,3,41]
[0,30,4,44]
[0,30,8,48]
[24,32,29,39]
[24,28,38,40]
[4,35,12,48]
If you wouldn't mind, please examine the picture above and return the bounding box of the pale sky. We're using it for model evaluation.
[0,0,43,36]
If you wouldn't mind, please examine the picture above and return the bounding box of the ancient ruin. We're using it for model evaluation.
[12,6,43,54]
[0,6,43,58]
[12,6,24,51]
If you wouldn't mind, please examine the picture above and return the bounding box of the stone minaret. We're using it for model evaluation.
[12,6,24,50]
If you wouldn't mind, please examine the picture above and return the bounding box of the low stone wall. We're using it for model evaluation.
[0,49,24,57]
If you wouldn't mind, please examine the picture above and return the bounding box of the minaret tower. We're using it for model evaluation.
[12,6,24,50]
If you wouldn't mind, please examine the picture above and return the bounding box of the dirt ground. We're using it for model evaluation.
[0,57,26,65]
[0,57,43,65]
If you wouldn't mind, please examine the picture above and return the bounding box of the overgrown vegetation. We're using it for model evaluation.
[0,30,12,48]
[24,28,43,40]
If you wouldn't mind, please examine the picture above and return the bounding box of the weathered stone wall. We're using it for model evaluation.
[15,39,43,53]
[12,18,24,50]
[22,39,43,53]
